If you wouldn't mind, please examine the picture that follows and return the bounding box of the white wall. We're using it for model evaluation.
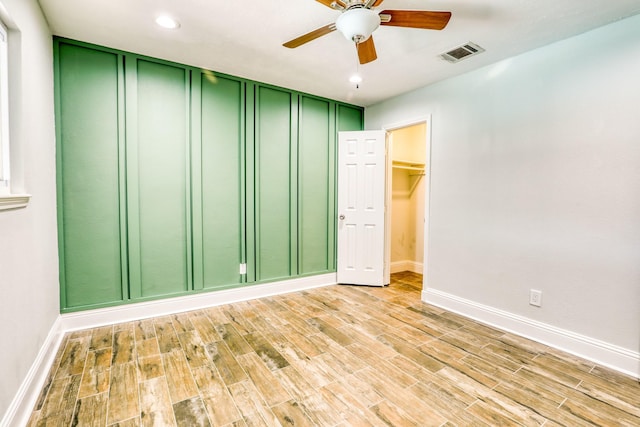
[367,14,640,363]
[0,0,58,421]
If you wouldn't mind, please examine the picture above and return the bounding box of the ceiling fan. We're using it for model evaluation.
[283,0,452,64]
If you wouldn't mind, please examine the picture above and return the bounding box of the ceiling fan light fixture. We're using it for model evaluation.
[335,8,380,42]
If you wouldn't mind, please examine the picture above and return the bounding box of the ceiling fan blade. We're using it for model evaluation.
[357,36,377,64]
[379,10,452,30]
[283,24,336,49]
[364,0,385,8]
[316,0,345,9]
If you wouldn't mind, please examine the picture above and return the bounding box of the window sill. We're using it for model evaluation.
[0,193,31,211]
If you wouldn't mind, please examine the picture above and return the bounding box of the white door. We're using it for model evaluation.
[337,130,389,286]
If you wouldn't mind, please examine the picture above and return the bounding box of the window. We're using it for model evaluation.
[0,18,29,210]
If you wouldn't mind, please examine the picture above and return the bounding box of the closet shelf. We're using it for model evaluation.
[392,159,425,171]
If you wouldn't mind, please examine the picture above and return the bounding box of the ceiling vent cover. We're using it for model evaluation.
[440,42,485,63]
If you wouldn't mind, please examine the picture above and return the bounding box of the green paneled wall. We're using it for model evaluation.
[129,59,191,298]
[337,103,364,131]
[197,73,244,289]
[298,96,333,274]
[255,86,295,281]
[56,44,125,308]
[54,38,363,312]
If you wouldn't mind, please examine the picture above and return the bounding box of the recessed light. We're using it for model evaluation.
[155,15,180,29]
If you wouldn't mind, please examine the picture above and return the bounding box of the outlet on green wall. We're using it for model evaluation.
[54,38,363,312]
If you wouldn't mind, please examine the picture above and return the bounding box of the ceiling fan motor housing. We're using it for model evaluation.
[336,7,381,42]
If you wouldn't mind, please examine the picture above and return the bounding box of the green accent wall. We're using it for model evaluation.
[54,38,363,312]
[56,44,125,308]
[197,73,245,290]
[337,103,364,132]
[128,59,191,298]
[254,86,295,281]
[298,96,333,274]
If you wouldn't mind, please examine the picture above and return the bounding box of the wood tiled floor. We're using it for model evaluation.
[29,272,639,426]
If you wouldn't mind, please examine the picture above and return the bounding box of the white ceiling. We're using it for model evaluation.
[38,0,640,107]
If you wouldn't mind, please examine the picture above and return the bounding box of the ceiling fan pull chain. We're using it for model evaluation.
[353,46,361,88]
[356,52,360,88]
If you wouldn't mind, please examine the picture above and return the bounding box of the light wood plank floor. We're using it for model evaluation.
[29,272,639,426]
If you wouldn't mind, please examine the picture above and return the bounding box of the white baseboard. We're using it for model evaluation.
[1,317,65,427]
[60,273,337,332]
[3,274,337,426]
[390,260,423,274]
[423,288,640,379]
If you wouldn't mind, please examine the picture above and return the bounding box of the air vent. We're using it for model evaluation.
[440,42,485,63]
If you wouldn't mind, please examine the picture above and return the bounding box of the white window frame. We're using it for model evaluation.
[0,19,9,193]
[0,17,29,210]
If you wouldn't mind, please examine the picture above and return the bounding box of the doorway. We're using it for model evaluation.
[335,121,430,289]
[385,119,430,289]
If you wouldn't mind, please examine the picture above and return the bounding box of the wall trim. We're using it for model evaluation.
[0,193,31,211]
[423,288,640,379]
[1,317,64,427]
[60,273,337,332]
[390,260,423,274]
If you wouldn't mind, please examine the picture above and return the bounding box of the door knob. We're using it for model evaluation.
[339,214,345,220]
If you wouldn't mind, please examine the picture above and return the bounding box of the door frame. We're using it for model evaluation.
[383,115,432,291]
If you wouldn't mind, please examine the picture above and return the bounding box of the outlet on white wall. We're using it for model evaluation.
[529,289,542,307]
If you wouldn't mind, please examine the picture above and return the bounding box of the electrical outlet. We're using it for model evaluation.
[529,289,542,307]
[239,263,247,275]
